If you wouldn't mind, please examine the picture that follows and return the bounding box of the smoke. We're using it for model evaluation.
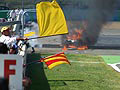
[81,0,117,45]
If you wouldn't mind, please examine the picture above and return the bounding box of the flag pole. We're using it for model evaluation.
[23,59,43,67]
[27,33,68,40]
[27,36,43,40]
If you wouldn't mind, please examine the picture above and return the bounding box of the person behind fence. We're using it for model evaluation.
[0,26,28,54]
[8,9,16,21]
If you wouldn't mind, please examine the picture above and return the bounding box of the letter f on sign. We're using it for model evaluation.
[4,60,16,80]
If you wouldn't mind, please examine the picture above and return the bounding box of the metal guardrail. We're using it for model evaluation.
[0,21,21,26]
[21,9,36,37]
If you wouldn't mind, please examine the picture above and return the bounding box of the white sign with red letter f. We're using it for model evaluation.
[0,54,23,90]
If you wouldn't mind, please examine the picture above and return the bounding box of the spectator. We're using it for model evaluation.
[9,9,16,21]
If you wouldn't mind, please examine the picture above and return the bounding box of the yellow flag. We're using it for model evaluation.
[36,0,68,37]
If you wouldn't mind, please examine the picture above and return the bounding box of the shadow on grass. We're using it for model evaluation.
[26,53,50,90]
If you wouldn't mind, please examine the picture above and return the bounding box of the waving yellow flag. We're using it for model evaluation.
[36,0,68,37]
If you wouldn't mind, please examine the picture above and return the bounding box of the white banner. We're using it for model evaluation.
[0,54,23,90]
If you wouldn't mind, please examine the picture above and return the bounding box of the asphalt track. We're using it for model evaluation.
[35,29,120,55]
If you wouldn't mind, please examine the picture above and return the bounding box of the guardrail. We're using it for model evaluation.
[0,21,21,26]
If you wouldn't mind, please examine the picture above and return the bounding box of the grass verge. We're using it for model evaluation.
[26,53,120,90]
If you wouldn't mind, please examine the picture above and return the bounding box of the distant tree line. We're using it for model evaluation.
[0,0,88,9]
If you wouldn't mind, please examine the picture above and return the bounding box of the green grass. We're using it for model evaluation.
[26,53,120,90]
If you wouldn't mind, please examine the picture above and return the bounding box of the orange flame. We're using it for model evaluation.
[69,45,77,48]
[64,28,88,50]
[62,46,68,51]
[77,46,88,50]
[67,29,83,40]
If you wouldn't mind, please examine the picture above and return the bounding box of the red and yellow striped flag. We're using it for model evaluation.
[41,52,70,69]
